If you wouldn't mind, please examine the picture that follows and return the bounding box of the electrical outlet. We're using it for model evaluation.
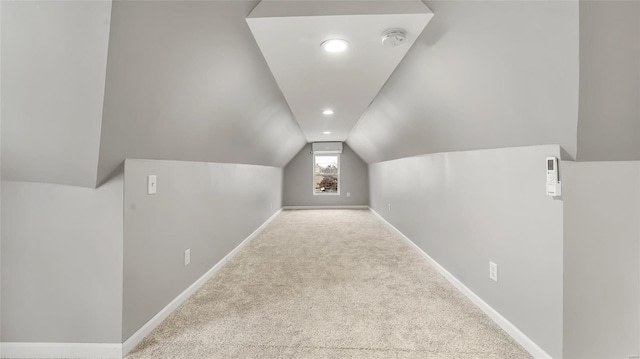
[147,175,157,195]
[346,192,351,197]
[270,202,273,210]
[388,203,391,212]
[489,261,498,282]
[184,249,191,266]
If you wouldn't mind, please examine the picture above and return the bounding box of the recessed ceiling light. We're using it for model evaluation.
[322,109,334,116]
[323,131,331,135]
[321,39,349,53]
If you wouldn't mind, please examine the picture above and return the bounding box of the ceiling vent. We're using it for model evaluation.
[312,142,343,154]
[381,28,407,47]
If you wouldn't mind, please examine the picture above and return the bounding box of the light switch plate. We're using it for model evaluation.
[148,175,157,195]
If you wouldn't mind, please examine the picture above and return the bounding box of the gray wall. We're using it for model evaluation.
[1,0,3,343]
[563,161,640,358]
[123,159,282,340]
[369,145,564,358]
[1,0,112,188]
[348,1,579,163]
[97,0,306,186]
[1,176,124,343]
[283,143,369,207]
[577,1,640,161]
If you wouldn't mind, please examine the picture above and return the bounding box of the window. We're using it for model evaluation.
[313,155,339,195]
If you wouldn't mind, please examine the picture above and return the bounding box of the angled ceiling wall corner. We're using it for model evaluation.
[576,0,640,161]
[1,0,113,188]
[246,0,433,145]
[348,1,581,164]
[95,0,306,185]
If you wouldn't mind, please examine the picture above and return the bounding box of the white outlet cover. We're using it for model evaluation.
[184,249,191,266]
[489,261,498,282]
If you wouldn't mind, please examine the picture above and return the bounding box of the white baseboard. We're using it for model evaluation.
[283,205,368,210]
[0,342,122,359]
[1,210,282,359]
[121,209,282,356]
[368,207,552,359]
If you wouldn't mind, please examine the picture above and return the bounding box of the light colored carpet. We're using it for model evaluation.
[126,209,532,359]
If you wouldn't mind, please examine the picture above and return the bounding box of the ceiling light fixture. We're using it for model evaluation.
[321,39,349,53]
[322,109,334,116]
[323,131,331,135]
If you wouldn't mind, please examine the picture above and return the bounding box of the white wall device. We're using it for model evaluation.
[546,157,561,197]
[381,28,407,47]
[147,175,157,195]
[489,261,498,282]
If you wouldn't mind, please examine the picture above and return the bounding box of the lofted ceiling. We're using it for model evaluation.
[3,1,637,189]
[348,0,582,163]
[246,0,433,143]
[95,0,307,186]
[2,0,309,188]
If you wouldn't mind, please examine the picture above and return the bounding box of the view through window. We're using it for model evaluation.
[314,155,339,195]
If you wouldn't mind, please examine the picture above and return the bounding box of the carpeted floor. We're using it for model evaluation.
[126,209,532,359]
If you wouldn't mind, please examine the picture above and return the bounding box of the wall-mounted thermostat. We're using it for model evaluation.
[546,157,561,197]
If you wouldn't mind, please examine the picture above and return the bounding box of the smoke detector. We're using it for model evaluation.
[381,29,407,47]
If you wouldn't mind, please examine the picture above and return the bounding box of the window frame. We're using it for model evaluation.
[312,154,340,196]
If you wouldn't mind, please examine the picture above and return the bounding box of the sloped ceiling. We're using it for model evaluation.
[96,0,306,186]
[246,0,433,143]
[1,0,307,189]
[1,0,112,188]
[6,1,633,188]
[347,0,580,163]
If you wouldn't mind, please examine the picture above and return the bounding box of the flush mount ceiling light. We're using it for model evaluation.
[381,28,407,47]
[323,131,331,135]
[322,109,334,116]
[321,39,349,53]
